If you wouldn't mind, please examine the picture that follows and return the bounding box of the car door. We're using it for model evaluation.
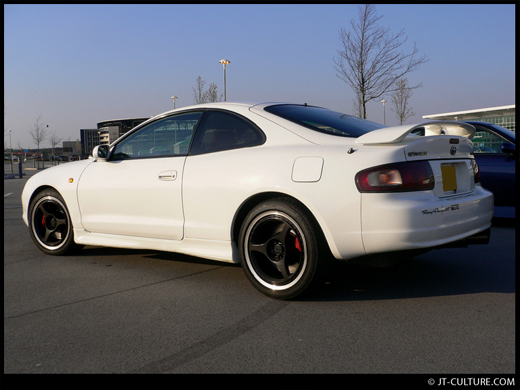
[182,109,266,241]
[472,124,515,208]
[77,111,203,240]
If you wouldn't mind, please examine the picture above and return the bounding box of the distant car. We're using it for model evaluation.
[465,121,516,218]
[21,102,493,299]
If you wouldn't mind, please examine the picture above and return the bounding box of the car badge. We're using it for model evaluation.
[450,146,457,155]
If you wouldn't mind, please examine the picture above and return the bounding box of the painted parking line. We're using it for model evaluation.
[4,193,13,197]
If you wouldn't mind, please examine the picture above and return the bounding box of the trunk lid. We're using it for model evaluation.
[355,121,475,145]
[356,121,478,198]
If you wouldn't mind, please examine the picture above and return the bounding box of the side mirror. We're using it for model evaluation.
[92,145,109,161]
[501,143,515,155]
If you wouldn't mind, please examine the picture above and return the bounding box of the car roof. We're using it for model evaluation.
[162,101,327,114]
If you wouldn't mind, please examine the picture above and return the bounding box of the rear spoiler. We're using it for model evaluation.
[355,121,476,145]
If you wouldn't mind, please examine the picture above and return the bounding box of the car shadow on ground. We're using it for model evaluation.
[70,217,515,303]
[307,248,515,302]
[306,217,516,302]
[492,217,516,228]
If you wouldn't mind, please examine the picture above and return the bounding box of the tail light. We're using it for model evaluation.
[356,161,435,192]
[472,159,481,184]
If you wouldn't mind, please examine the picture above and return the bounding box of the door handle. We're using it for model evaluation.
[158,170,177,181]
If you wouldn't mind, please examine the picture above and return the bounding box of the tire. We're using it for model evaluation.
[28,188,80,256]
[238,198,326,299]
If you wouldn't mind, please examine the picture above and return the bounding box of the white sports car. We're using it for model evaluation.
[21,102,493,299]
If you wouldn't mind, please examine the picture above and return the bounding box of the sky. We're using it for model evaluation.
[4,4,516,149]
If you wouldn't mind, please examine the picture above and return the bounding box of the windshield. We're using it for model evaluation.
[264,104,385,137]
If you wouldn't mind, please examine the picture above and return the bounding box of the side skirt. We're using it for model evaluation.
[73,229,238,263]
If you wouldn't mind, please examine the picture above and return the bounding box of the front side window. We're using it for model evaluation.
[190,110,265,155]
[472,124,514,154]
[111,111,203,160]
[264,104,384,137]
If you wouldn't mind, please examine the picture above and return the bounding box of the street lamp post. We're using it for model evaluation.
[219,59,230,101]
[171,96,178,109]
[9,130,13,172]
[381,99,387,125]
[9,130,12,159]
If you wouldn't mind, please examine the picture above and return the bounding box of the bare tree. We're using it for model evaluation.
[192,76,223,104]
[49,131,63,160]
[391,78,415,125]
[29,114,48,157]
[352,92,364,118]
[204,82,223,103]
[193,76,207,104]
[333,4,428,119]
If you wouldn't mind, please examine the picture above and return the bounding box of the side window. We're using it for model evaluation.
[472,125,512,154]
[190,111,265,155]
[111,111,202,160]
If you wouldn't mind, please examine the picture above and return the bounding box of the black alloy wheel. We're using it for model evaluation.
[239,198,325,299]
[29,189,78,255]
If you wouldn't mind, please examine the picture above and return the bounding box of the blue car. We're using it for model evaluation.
[465,121,516,218]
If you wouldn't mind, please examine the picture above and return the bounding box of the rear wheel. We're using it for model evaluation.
[239,198,326,299]
[29,188,80,255]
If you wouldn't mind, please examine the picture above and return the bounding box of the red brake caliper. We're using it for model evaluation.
[42,215,46,226]
[294,237,302,252]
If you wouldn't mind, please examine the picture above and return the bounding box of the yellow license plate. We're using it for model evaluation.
[441,165,457,192]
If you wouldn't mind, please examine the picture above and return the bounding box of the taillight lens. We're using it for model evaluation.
[356,161,435,192]
[472,159,481,184]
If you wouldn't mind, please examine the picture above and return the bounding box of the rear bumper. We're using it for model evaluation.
[360,186,494,254]
[346,228,491,268]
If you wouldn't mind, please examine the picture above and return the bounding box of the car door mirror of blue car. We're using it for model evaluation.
[501,143,515,155]
[92,145,109,161]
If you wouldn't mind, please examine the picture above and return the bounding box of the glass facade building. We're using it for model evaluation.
[80,129,101,157]
[78,118,150,157]
[423,105,515,132]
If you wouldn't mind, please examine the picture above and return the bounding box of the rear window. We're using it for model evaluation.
[264,104,384,137]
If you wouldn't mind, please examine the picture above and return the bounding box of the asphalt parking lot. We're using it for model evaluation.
[4,169,515,388]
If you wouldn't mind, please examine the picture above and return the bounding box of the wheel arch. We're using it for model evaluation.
[25,185,58,220]
[231,191,332,256]
[24,183,83,234]
[26,185,81,255]
[29,184,70,206]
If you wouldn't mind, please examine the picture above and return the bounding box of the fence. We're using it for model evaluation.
[4,159,70,177]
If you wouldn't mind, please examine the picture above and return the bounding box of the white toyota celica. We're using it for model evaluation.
[21,102,493,299]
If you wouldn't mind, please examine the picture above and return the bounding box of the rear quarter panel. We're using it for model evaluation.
[182,143,373,260]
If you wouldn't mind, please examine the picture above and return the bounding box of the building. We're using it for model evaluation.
[80,129,101,157]
[62,140,82,156]
[79,118,150,157]
[423,105,515,132]
[97,126,119,146]
[97,117,150,145]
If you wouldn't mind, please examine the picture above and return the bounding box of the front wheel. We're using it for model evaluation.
[28,188,80,256]
[238,198,326,299]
